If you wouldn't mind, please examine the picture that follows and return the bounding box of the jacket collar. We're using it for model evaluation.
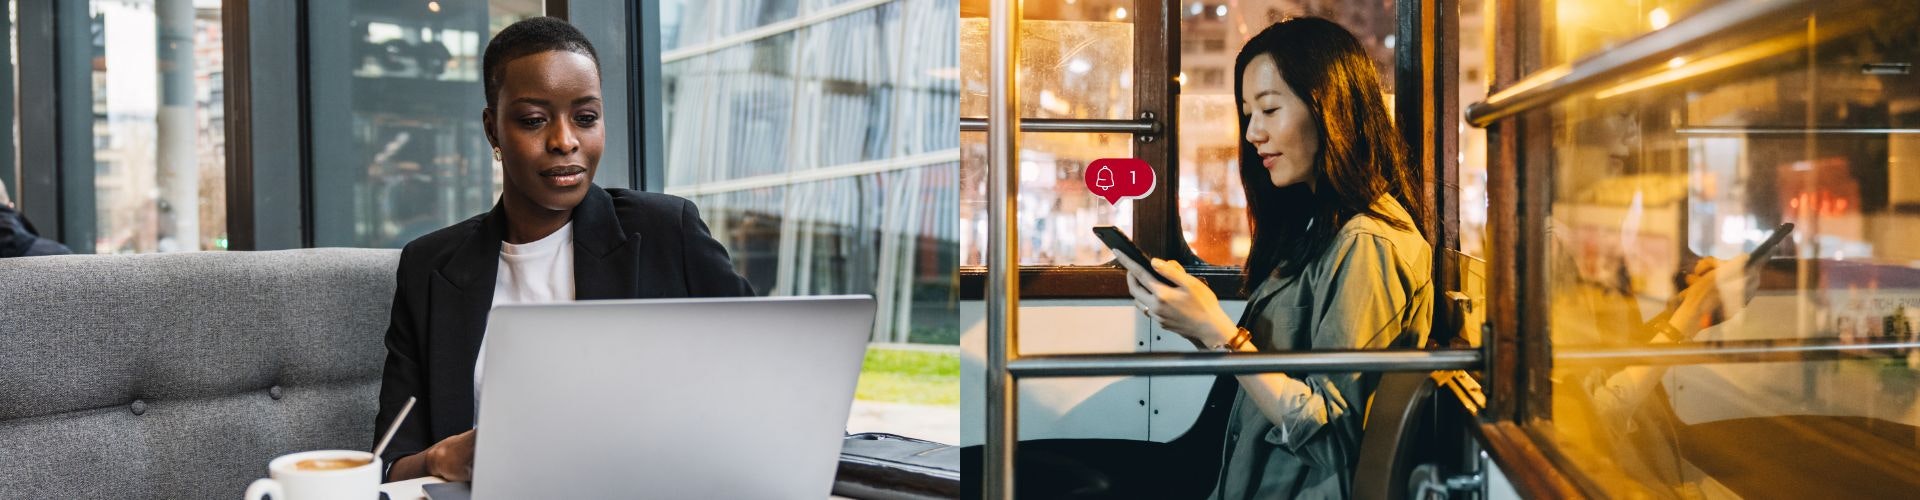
[434,184,633,294]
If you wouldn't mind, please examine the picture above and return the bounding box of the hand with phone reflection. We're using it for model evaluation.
[1659,255,1760,342]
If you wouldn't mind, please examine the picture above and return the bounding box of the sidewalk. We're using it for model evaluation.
[847,400,959,446]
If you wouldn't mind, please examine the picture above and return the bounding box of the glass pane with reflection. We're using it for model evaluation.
[958,0,1134,268]
[659,0,801,53]
[1541,0,1724,69]
[792,2,902,166]
[958,5,1135,120]
[307,0,542,248]
[89,0,226,253]
[1537,4,1920,495]
[661,32,798,189]
[960,131,1134,266]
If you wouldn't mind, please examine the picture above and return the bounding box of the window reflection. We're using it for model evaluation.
[308,0,540,248]
[959,131,1134,266]
[662,0,959,443]
[794,4,900,166]
[1537,4,1920,496]
[957,16,1134,120]
[686,164,958,344]
[1543,0,1719,68]
[659,0,802,53]
[956,9,1134,267]
[89,0,226,254]
[662,33,798,187]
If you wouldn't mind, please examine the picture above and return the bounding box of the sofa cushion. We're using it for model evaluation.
[0,248,398,498]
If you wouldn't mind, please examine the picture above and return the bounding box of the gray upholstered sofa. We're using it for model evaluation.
[0,248,399,498]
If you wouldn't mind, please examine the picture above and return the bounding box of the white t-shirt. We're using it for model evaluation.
[474,222,576,423]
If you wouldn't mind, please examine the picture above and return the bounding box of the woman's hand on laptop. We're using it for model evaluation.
[425,429,478,481]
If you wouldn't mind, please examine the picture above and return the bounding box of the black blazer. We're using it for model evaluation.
[373,185,753,470]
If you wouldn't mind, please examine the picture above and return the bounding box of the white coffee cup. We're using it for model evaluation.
[243,450,381,500]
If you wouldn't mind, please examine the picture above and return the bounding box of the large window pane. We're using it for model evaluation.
[793,3,900,166]
[958,14,1134,120]
[957,2,1134,267]
[1174,0,1397,267]
[1535,5,1920,496]
[308,0,540,248]
[959,131,1134,266]
[661,0,959,443]
[898,0,958,155]
[662,33,797,188]
[688,165,957,345]
[659,0,803,53]
[88,0,225,254]
[1542,0,1723,68]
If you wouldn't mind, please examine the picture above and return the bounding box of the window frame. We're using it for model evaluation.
[957,0,1467,341]
[17,0,95,253]
[1470,0,1920,496]
[14,0,662,252]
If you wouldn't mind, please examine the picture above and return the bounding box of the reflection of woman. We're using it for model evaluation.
[1114,18,1432,498]
[1563,254,1749,492]
[374,18,752,482]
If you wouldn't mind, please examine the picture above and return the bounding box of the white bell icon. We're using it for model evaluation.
[1094,166,1116,191]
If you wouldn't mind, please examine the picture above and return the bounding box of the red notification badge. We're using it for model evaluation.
[1085,158,1155,205]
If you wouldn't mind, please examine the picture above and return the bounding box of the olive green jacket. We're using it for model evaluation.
[1209,195,1433,500]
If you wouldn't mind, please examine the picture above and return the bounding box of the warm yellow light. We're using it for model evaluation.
[1667,57,1686,69]
[428,1,441,13]
[1114,7,1129,20]
[1177,71,1188,87]
[1649,7,1670,29]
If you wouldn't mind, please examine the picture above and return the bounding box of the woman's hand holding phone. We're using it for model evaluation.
[1663,255,1759,340]
[1112,253,1239,349]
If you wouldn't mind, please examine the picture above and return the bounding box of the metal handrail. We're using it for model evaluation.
[1675,126,1920,136]
[1464,0,1815,127]
[1556,338,1920,367]
[983,0,1019,497]
[958,117,1161,134]
[1009,349,1484,378]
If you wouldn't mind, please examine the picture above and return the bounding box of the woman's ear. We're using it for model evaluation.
[481,107,499,150]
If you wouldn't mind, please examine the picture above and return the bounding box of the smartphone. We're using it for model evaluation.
[1092,226,1178,286]
[1743,223,1794,272]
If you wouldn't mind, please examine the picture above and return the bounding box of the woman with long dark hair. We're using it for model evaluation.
[1113,17,1433,498]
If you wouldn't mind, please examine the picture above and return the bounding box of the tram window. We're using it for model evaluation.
[1528,3,1920,496]
[957,1,1136,121]
[1537,0,1724,69]
[958,0,1138,267]
[960,131,1136,266]
[1175,0,1398,266]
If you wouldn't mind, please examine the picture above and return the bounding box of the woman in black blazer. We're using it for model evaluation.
[373,17,752,481]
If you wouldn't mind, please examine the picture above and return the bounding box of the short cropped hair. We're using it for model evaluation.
[481,16,600,108]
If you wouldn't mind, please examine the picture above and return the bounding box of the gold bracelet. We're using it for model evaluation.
[1219,326,1252,351]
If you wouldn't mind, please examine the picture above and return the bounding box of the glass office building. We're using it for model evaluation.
[660,0,961,346]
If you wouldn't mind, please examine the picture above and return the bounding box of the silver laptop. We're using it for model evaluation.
[468,295,876,499]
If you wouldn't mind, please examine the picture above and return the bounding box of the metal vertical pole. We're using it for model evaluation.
[984,0,1021,497]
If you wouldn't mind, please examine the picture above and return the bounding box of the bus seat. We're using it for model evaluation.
[1353,370,1440,500]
